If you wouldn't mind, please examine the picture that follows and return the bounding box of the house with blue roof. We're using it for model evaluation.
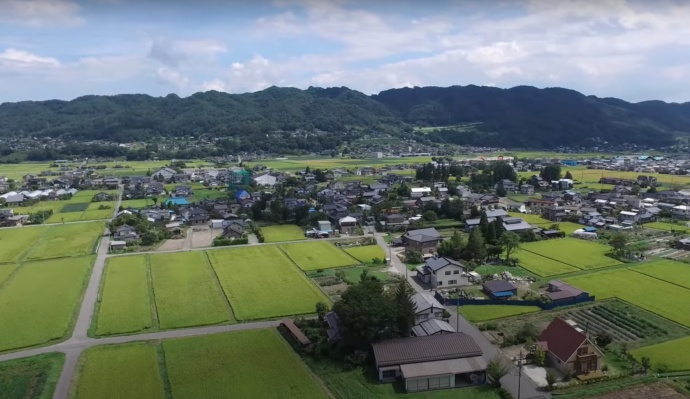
[235,189,250,202]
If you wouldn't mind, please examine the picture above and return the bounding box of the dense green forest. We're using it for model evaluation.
[1,85,689,151]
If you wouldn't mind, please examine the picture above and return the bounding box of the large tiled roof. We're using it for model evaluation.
[372,333,482,367]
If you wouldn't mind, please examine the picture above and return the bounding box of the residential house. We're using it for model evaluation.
[235,189,251,202]
[502,217,532,233]
[93,192,112,202]
[546,280,591,304]
[369,183,388,192]
[318,220,333,234]
[672,205,690,219]
[113,225,139,243]
[338,216,357,235]
[411,292,446,324]
[520,184,535,195]
[495,179,517,193]
[4,194,24,205]
[415,257,471,288]
[103,178,120,189]
[172,186,193,198]
[402,228,441,254]
[222,222,245,239]
[537,318,603,375]
[412,319,455,337]
[410,187,432,198]
[372,333,486,391]
[325,311,342,343]
[482,281,517,299]
[254,174,277,187]
[152,167,177,182]
[187,209,210,225]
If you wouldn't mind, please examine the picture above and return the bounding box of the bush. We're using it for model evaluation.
[497,388,513,399]
[213,237,248,247]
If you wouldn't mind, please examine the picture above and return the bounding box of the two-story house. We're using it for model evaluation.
[113,225,139,242]
[537,318,603,375]
[415,256,472,288]
[402,228,440,254]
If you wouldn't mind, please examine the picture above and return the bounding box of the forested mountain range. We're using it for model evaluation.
[1,85,689,150]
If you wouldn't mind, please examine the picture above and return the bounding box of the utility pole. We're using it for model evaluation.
[516,350,524,399]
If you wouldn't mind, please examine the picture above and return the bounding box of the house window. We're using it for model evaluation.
[445,271,451,275]
[419,314,429,320]
[437,281,443,286]
[434,312,444,317]
[382,370,397,379]
[448,280,457,285]
[453,270,460,274]
[578,347,588,355]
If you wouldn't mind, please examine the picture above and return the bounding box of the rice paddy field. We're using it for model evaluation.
[281,241,359,271]
[150,252,231,329]
[563,268,690,327]
[207,246,330,320]
[24,222,104,261]
[94,256,153,336]
[0,353,65,399]
[515,249,580,277]
[163,329,328,398]
[245,155,435,172]
[0,226,49,264]
[261,224,307,243]
[632,259,690,290]
[73,343,165,399]
[644,222,690,233]
[459,305,541,322]
[0,257,93,352]
[521,238,621,271]
[342,245,386,264]
[120,198,156,209]
[631,336,690,372]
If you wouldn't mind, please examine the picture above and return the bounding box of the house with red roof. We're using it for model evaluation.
[537,318,603,375]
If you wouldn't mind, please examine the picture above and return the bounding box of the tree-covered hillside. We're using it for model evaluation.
[1,84,688,149]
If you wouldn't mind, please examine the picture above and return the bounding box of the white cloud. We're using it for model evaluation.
[156,66,189,88]
[0,0,84,28]
[201,78,226,92]
[0,48,60,67]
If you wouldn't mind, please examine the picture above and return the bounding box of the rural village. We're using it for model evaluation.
[2,153,690,399]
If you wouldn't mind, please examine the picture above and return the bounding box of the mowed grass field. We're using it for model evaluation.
[516,250,580,277]
[564,268,690,327]
[459,305,541,322]
[0,226,49,264]
[73,343,165,399]
[261,225,306,243]
[95,256,152,336]
[521,238,620,271]
[24,222,104,261]
[0,353,65,399]
[632,336,690,372]
[164,329,328,398]
[208,246,330,320]
[281,241,359,271]
[0,257,93,352]
[342,245,385,264]
[150,252,231,329]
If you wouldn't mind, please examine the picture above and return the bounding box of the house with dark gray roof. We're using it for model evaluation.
[482,280,517,299]
[411,292,446,324]
[402,227,440,254]
[372,333,487,391]
[412,319,456,337]
[415,256,472,288]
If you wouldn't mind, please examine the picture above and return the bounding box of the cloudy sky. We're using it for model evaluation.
[1,0,689,103]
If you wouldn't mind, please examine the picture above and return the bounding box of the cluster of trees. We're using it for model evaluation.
[415,162,467,181]
[438,213,521,266]
[468,161,517,192]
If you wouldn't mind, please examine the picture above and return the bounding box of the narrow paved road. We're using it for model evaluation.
[373,232,546,399]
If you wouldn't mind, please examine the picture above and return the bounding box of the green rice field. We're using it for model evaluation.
[632,336,690,372]
[0,353,65,399]
[0,226,49,264]
[0,263,20,285]
[24,222,104,261]
[120,198,156,209]
[163,329,328,398]
[644,221,690,233]
[261,224,306,243]
[95,256,152,336]
[564,268,690,327]
[633,259,690,290]
[459,305,541,322]
[0,257,93,352]
[342,245,385,264]
[207,246,330,320]
[281,242,359,271]
[150,252,231,329]
[73,343,165,399]
[516,250,580,277]
[521,238,621,271]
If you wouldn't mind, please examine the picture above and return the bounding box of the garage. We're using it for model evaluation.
[405,375,452,392]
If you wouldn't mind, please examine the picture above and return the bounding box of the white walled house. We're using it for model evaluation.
[415,257,472,288]
[411,292,446,324]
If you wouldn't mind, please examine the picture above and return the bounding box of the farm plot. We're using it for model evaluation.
[208,246,330,320]
[95,256,152,336]
[0,226,49,264]
[343,245,386,264]
[644,222,690,233]
[0,353,64,399]
[564,269,690,327]
[0,263,20,285]
[281,241,359,271]
[24,222,103,261]
[521,238,621,271]
[631,337,690,372]
[459,305,541,322]
[515,250,579,277]
[60,202,90,213]
[0,257,93,352]
[73,343,165,399]
[150,252,231,329]
[120,198,156,209]
[261,225,306,243]
[163,329,328,399]
[633,259,690,289]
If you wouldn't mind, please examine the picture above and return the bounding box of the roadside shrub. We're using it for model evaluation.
[497,388,513,399]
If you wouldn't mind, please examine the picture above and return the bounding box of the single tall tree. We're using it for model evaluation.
[466,228,487,262]
[487,356,510,387]
[479,211,489,237]
[498,231,521,262]
[485,221,497,244]
[609,232,629,257]
[392,279,416,338]
[564,170,573,180]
